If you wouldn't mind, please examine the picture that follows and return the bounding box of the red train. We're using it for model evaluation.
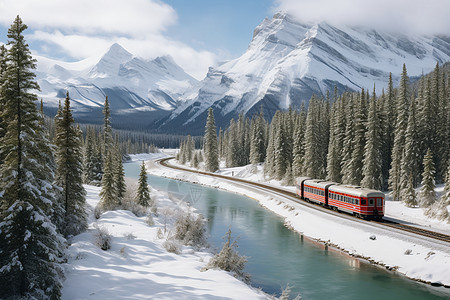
[296,177,385,220]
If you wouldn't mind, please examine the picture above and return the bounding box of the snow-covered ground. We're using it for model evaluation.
[145,152,450,287]
[61,183,265,299]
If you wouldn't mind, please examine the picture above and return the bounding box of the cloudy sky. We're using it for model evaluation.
[0,0,448,79]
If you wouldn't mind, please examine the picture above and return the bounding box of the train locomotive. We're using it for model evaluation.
[296,177,385,220]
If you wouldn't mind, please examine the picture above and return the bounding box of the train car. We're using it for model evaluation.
[301,179,337,206]
[295,177,311,200]
[328,185,384,220]
[295,177,385,220]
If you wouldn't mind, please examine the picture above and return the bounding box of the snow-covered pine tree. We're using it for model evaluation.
[292,103,307,178]
[54,92,87,237]
[274,111,288,180]
[264,117,276,178]
[226,118,238,167]
[434,163,450,220]
[389,64,409,200]
[341,94,356,184]
[436,67,449,183]
[318,98,331,180]
[303,96,323,178]
[403,172,418,207]
[249,108,266,164]
[284,107,294,168]
[99,151,118,210]
[326,96,343,182]
[204,108,219,172]
[419,149,436,207]
[0,44,6,164]
[192,150,200,168]
[349,90,367,185]
[429,64,442,181]
[38,100,65,233]
[114,148,126,206]
[0,16,64,298]
[82,126,96,184]
[103,96,113,155]
[400,96,420,195]
[136,161,151,207]
[361,88,382,190]
[379,74,396,189]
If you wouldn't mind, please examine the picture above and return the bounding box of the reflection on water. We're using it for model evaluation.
[124,162,450,299]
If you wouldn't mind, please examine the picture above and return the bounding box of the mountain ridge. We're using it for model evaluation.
[36,43,198,128]
[156,13,449,134]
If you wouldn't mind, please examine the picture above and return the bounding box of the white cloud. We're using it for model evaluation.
[0,0,217,79]
[275,0,450,35]
[0,0,176,36]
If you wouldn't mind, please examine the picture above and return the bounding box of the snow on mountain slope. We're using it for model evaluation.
[36,43,198,126]
[158,13,449,134]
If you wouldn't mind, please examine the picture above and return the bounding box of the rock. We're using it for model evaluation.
[369,235,376,240]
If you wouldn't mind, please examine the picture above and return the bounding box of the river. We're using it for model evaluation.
[125,161,449,299]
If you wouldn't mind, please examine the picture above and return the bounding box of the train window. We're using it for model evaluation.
[377,198,383,206]
[356,199,359,205]
[361,199,366,205]
[369,198,374,206]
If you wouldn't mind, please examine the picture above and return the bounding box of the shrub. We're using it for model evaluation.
[145,214,155,226]
[94,224,111,251]
[205,228,249,282]
[94,205,102,220]
[174,212,207,249]
[157,228,164,239]
[163,237,181,254]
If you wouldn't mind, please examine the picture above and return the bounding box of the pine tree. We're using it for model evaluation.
[192,150,200,168]
[435,164,450,220]
[204,108,219,172]
[82,126,96,183]
[99,151,118,210]
[114,149,126,206]
[226,119,239,167]
[0,16,64,298]
[341,94,356,184]
[0,44,7,164]
[349,91,367,185]
[419,149,436,207]
[273,111,288,180]
[389,64,409,200]
[264,117,276,178]
[54,92,87,237]
[403,174,418,207]
[361,88,382,190]
[303,96,322,178]
[326,97,343,182]
[136,161,151,207]
[103,96,113,154]
[381,74,396,188]
[400,96,420,194]
[292,103,307,178]
[436,68,449,183]
[249,108,266,164]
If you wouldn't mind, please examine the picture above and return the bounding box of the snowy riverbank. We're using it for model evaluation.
[61,182,266,299]
[144,153,450,288]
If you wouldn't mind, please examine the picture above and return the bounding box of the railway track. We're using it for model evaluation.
[158,157,450,244]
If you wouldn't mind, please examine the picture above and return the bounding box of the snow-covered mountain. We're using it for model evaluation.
[157,12,450,134]
[36,43,198,128]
